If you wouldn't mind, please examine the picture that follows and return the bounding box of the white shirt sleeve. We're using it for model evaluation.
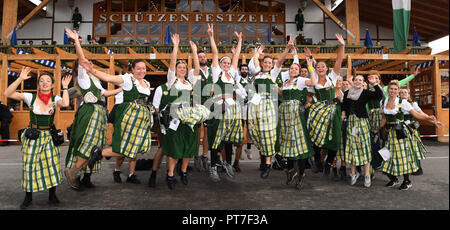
[23,93,33,107]
[248,57,261,76]
[297,77,308,90]
[211,65,222,83]
[167,69,177,88]
[413,102,421,112]
[119,74,133,91]
[77,65,91,90]
[281,71,290,83]
[293,55,299,65]
[328,71,340,86]
[54,95,62,109]
[152,86,162,110]
[270,65,282,83]
[401,99,413,113]
[115,91,123,105]
[307,86,315,94]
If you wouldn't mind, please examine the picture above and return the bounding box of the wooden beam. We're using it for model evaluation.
[311,0,357,42]
[1,53,8,103]
[377,48,432,71]
[2,0,18,43]
[152,47,170,68]
[357,48,411,70]
[345,0,360,45]
[127,47,158,71]
[355,70,414,75]
[17,0,52,29]
[18,0,46,17]
[103,47,129,69]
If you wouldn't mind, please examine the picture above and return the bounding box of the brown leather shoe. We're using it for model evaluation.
[64,167,81,190]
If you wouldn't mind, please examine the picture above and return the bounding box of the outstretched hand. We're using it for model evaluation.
[189,40,197,52]
[65,28,79,41]
[171,33,180,46]
[80,59,94,73]
[414,67,421,76]
[207,23,214,37]
[19,67,32,81]
[335,33,345,46]
[61,75,72,88]
[234,31,243,40]
[256,45,265,56]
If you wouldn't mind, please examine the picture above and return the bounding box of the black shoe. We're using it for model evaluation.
[412,168,423,176]
[126,174,141,184]
[286,169,298,185]
[339,166,347,181]
[259,162,265,171]
[20,196,32,210]
[261,164,271,179]
[181,171,188,185]
[295,173,305,190]
[88,146,102,170]
[148,171,157,188]
[332,167,339,181]
[48,195,60,206]
[166,175,176,190]
[323,163,331,176]
[399,180,412,190]
[80,174,95,188]
[385,178,400,187]
[113,171,122,183]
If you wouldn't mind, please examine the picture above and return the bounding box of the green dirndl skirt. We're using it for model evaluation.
[21,130,61,192]
[208,100,243,150]
[248,95,278,157]
[369,108,383,131]
[162,123,199,159]
[279,100,314,160]
[344,115,372,166]
[380,125,419,176]
[307,102,342,151]
[112,102,153,159]
[409,127,427,163]
[66,104,107,174]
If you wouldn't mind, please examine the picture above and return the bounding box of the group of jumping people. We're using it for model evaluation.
[5,26,443,209]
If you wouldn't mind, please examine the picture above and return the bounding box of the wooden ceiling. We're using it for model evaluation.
[0,0,46,24]
[334,0,449,42]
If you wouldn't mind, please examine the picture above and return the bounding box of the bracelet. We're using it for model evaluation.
[62,88,68,90]
[308,66,314,72]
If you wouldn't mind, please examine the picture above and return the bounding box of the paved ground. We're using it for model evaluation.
[0,140,448,210]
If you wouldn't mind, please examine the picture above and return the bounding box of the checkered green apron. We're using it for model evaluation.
[112,80,153,158]
[380,103,418,176]
[344,114,372,166]
[21,94,61,192]
[404,114,427,163]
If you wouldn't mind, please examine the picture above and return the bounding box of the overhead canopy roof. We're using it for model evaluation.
[333,0,449,42]
[0,0,46,24]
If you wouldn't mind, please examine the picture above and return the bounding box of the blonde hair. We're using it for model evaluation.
[388,80,399,89]
[368,70,381,78]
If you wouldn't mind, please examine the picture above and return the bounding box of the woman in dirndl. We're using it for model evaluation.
[247,37,295,179]
[399,88,442,176]
[342,75,383,187]
[70,58,154,187]
[380,80,441,190]
[5,67,71,209]
[307,33,346,177]
[206,24,244,182]
[279,55,317,189]
[63,29,122,190]
[160,34,210,189]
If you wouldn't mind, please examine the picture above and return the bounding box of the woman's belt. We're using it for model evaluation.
[85,100,107,107]
[320,97,341,105]
[30,124,51,130]
[124,99,150,106]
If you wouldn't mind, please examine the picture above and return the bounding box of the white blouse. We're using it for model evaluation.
[315,71,340,89]
[167,69,193,91]
[281,77,309,91]
[78,65,106,96]
[23,93,62,115]
[120,73,151,95]
[381,97,413,115]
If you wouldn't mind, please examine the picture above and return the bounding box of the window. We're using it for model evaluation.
[110,23,122,35]
[95,23,107,35]
[191,0,202,12]
[177,0,189,12]
[204,0,216,12]
[111,0,122,11]
[123,23,135,36]
[137,24,148,35]
[124,0,135,11]
[165,0,177,11]
[191,24,204,35]
[218,0,230,12]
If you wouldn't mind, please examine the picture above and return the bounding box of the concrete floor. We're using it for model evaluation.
[0,140,448,210]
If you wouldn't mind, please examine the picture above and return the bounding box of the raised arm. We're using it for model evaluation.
[65,28,87,63]
[208,24,219,68]
[305,57,317,86]
[103,87,123,98]
[275,35,296,69]
[189,40,200,86]
[332,33,345,75]
[231,32,243,70]
[4,67,31,101]
[57,74,72,108]
[252,45,265,72]
[80,60,124,86]
[169,33,180,72]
